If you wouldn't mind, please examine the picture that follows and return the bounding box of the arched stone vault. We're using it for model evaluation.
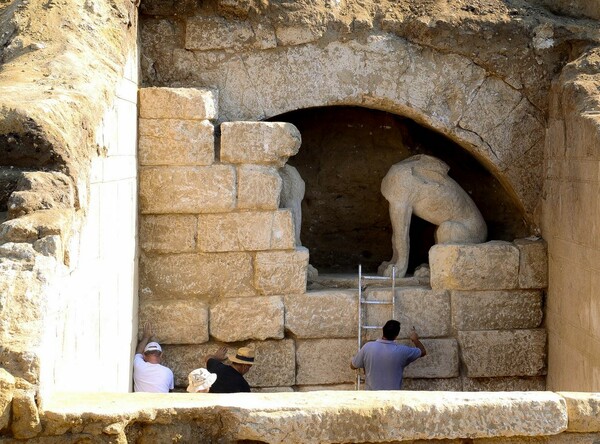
[175,36,546,223]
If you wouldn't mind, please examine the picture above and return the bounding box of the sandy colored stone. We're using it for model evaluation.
[459,329,547,377]
[138,119,214,166]
[275,25,323,46]
[186,16,256,51]
[138,299,208,344]
[514,238,548,289]
[139,252,255,299]
[220,122,301,167]
[452,290,543,331]
[139,166,235,214]
[559,392,600,432]
[161,343,224,388]
[237,165,282,210]
[210,297,284,342]
[0,368,15,431]
[7,171,75,219]
[252,387,294,393]
[245,339,295,388]
[362,287,450,340]
[430,241,520,290]
[295,338,356,385]
[284,290,357,339]
[400,338,459,379]
[463,376,546,392]
[11,390,41,439]
[139,215,197,253]
[197,210,294,252]
[139,87,217,120]
[296,384,355,391]
[0,209,73,243]
[379,155,486,278]
[402,377,463,391]
[254,248,309,295]
[40,391,569,442]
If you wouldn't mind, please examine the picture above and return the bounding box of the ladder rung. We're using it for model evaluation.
[361,276,394,281]
[361,325,383,329]
[360,300,393,305]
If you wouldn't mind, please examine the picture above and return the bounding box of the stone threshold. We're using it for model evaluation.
[308,273,429,290]
[36,390,591,443]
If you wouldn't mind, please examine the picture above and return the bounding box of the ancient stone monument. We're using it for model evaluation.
[379,155,487,278]
[0,0,599,441]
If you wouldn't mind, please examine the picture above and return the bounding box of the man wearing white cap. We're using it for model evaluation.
[206,346,255,393]
[133,322,174,393]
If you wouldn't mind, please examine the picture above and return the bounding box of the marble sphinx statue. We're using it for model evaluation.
[379,154,487,278]
[279,164,318,279]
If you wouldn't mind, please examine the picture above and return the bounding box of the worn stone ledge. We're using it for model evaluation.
[559,392,600,432]
[39,391,569,442]
[139,87,218,120]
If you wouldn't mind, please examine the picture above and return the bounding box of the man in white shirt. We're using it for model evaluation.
[133,323,174,393]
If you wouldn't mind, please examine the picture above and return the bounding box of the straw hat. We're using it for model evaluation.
[186,368,217,393]
[228,347,255,365]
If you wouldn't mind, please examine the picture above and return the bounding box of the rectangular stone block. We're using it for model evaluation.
[430,241,520,290]
[458,329,547,377]
[462,376,546,391]
[452,290,543,331]
[284,290,358,339]
[296,339,356,385]
[362,287,450,340]
[221,122,301,167]
[139,166,235,214]
[185,16,255,51]
[515,238,548,289]
[139,119,214,166]
[237,165,282,210]
[559,392,600,432]
[255,248,309,295]
[197,210,294,252]
[138,299,208,344]
[252,387,294,393]
[140,214,197,253]
[245,339,295,388]
[210,296,284,342]
[402,378,463,391]
[139,87,217,120]
[161,343,222,388]
[400,338,459,379]
[296,384,355,392]
[139,252,255,299]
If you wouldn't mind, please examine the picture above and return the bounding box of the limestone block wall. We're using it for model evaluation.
[38,52,140,393]
[542,48,600,391]
[139,87,549,392]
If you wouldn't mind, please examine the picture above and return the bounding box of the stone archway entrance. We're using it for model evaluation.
[272,106,529,274]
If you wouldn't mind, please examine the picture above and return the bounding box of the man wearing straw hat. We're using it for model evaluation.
[206,346,255,393]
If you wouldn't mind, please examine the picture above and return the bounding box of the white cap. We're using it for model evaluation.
[187,368,217,393]
[144,342,162,353]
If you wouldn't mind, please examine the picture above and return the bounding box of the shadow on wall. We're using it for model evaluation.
[270,106,530,274]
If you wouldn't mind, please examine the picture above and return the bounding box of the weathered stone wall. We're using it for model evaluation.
[138,87,549,392]
[2,390,597,444]
[0,1,140,434]
[542,48,600,391]
[140,0,599,228]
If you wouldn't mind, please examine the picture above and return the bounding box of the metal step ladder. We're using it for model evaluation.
[356,264,396,390]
